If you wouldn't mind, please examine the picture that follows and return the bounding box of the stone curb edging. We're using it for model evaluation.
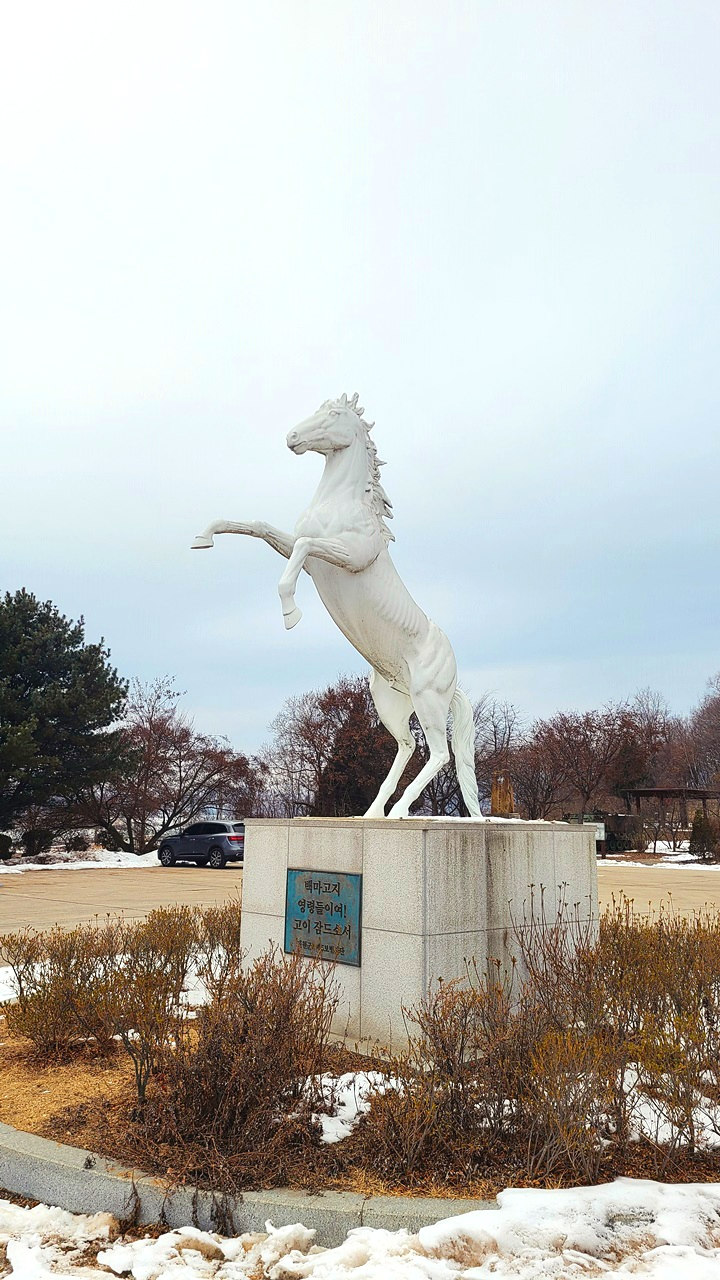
[0,1121,496,1248]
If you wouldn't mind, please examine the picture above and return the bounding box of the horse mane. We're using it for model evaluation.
[327,393,395,543]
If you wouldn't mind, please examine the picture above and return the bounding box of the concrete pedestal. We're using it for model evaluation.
[240,818,598,1049]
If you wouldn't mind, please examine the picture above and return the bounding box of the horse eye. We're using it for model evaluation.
[328,410,339,418]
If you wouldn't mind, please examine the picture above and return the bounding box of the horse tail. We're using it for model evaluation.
[450,687,482,818]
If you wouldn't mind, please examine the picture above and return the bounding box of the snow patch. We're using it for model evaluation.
[3,1180,720,1277]
[0,965,17,1004]
[311,1072,389,1143]
[0,847,159,873]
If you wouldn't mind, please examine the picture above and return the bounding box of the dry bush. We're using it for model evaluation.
[141,946,339,1186]
[346,1059,447,1184]
[413,965,531,1138]
[3,922,122,1058]
[4,907,204,1105]
[515,896,720,1172]
[3,908,198,1098]
[112,906,198,1106]
[351,968,534,1184]
[352,900,720,1189]
[195,899,244,1000]
[7,896,720,1192]
[526,1029,612,1182]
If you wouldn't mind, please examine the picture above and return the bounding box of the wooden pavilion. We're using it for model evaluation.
[624,787,720,825]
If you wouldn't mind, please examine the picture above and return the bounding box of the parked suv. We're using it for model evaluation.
[157,821,245,870]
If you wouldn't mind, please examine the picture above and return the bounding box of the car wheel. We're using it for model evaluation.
[158,846,176,867]
[207,847,226,870]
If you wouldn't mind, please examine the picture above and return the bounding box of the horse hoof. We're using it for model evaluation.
[191,535,214,549]
[283,607,302,629]
[363,804,385,819]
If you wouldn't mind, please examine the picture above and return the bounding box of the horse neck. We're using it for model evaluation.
[313,433,369,509]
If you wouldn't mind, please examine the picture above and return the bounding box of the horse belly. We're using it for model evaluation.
[308,559,426,688]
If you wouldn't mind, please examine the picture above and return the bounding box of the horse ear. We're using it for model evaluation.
[349,392,359,408]
[340,392,348,405]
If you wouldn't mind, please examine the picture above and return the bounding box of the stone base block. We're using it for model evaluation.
[240,818,597,1050]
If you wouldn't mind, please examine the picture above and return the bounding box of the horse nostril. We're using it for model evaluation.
[287,431,298,447]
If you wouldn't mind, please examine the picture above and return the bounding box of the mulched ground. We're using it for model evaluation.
[2,1011,719,1203]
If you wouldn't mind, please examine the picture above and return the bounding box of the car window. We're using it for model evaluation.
[232,823,245,834]
[184,823,206,836]
[206,822,229,833]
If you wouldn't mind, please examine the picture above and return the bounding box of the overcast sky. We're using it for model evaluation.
[2,1,718,750]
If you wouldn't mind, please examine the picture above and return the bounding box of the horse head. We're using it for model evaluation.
[287,392,366,456]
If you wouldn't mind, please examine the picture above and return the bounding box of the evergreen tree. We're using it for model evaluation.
[689,808,720,861]
[0,589,128,828]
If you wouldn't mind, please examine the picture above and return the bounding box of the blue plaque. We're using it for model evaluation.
[284,869,362,966]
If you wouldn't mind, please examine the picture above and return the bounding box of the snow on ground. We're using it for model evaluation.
[0,1200,116,1277]
[307,1070,720,1156]
[312,1072,390,1143]
[3,1178,720,1277]
[0,847,158,874]
[0,966,16,1004]
[604,858,720,870]
[602,841,720,870]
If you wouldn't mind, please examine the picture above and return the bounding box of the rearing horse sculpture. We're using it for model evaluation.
[192,394,481,819]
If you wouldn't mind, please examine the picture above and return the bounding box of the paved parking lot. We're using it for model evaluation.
[1,862,718,944]
[0,865,243,940]
[596,862,720,916]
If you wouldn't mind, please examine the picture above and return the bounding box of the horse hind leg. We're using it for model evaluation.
[363,670,415,818]
[387,685,452,819]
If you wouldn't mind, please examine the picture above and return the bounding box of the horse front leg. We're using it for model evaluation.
[192,519,296,559]
[278,535,351,629]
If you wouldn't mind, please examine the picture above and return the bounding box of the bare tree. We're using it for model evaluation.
[534,704,630,815]
[509,736,568,819]
[684,674,720,789]
[473,696,520,811]
[259,676,510,818]
[403,694,519,816]
[603,688,674,805]
[77,678,261,852]
[257,675,396,817]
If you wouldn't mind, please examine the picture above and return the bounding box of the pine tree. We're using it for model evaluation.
[0,589,128,828]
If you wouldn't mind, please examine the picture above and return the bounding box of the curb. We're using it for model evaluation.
[0,1121,496,1247]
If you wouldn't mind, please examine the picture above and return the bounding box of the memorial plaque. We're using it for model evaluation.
[284,869,362,966]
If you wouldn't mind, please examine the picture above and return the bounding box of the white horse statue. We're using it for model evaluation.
[192,394,481,820]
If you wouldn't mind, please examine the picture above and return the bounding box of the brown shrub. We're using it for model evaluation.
[112,906,198,1106]
[4,922,122,1058]
[142,947,339,1185]
[353,899,720,1188]
[195,899,244,1000]
[351,967,535,1184]
[6,896,720,1192]
[526,1029,613,1183]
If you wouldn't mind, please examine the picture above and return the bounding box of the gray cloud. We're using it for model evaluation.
[2,1,718,747]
